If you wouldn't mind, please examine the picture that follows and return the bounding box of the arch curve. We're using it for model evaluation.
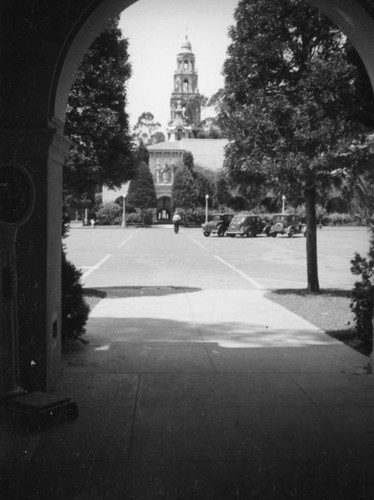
[52,0,137,122]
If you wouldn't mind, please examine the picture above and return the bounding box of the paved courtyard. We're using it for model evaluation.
[2,226,374,499]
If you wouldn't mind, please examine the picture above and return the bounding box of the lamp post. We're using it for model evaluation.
[121,196,126,229]
[282,195,286,214]
[205,194,209,224]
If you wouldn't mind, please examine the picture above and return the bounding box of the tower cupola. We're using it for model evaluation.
[167,36,202,141]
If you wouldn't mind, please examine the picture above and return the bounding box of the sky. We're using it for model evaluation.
[119,0,239,132]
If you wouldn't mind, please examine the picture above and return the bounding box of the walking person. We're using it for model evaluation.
[172,211,181,234]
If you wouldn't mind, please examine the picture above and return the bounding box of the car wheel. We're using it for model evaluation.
[288,228,294,238]
[271,232,277,238]
[203,231,210,237]
[251,231,257,237]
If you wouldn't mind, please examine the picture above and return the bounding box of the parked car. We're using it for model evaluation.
[226,213,264,237]
[201,213,234,237]
[268,214,306,237]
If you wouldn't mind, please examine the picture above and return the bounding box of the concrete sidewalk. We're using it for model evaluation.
[1,287,374,499]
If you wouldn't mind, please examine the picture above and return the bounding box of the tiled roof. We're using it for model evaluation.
[148,138,229,171]
[147,141,183,151]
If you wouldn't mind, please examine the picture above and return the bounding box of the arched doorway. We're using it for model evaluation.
[1,0,374,394]
[156,196,172,222]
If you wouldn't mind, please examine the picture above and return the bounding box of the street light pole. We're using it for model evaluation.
[205,194,209,224]
[122,196,126,229]
[282,195,286,214]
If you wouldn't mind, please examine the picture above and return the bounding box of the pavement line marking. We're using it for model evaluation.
[118,234,134,248]
[82,254,112,280]
[214,255,264,290]
[187,235,207,250]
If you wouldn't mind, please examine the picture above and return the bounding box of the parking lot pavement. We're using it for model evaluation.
[65,226,370,291]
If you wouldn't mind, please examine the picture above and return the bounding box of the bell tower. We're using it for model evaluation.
[167,36,202,140]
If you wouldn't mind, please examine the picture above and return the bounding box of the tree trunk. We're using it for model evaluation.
[304,186,320,292]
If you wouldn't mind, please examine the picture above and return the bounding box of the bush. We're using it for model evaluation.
[125,208,154,225]
[171,207,208,226]
[61,252,90,343]
[61,212,89,344]
[350,226,374,351]
[184,207,206,225]
[126,211,143,224]
[323,212,355,225]
[142,208,154,225]
[96,202,122,225]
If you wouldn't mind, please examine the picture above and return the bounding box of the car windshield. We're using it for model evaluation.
[273,215,287,222]
[231,215,247,223]
[211,215,223,221]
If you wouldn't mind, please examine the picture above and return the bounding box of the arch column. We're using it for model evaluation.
[0,124,69,395]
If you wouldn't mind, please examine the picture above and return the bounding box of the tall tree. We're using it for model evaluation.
[214,170,232,208]
[218,0,372,291]
[63,18,135,205]
[172,165,199,210]
[126,144,157,211]
[194,165,216,206]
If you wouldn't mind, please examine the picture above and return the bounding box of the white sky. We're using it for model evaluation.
[119,0,238,132]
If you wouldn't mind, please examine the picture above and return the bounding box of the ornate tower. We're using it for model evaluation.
[167,36,202,141]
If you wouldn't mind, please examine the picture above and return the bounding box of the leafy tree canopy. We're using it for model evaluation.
[126,150,157,210]
[172,164,199,210]
[133,112,165,145]
[64,18,135,204]
[219,0,371,193]
[218,0,374,290]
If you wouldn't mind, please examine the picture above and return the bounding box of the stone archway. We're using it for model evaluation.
[1,0,374,396]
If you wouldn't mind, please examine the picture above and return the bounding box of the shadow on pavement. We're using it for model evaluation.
[2,313,373,499]
[84,285,201,299]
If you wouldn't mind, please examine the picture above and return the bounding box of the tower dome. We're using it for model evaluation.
[180,36,192,53]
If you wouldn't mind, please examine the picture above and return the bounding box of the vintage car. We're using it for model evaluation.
[202,213,234,237]
[225,213,264,237]
[268,214,306,237]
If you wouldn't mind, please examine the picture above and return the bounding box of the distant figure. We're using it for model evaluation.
[90,218,96,228]
[172,211,181,234]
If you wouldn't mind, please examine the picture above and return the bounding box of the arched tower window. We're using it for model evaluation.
[183,79,189,93]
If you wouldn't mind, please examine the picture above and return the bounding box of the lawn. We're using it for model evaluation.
[266,288,371,356]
